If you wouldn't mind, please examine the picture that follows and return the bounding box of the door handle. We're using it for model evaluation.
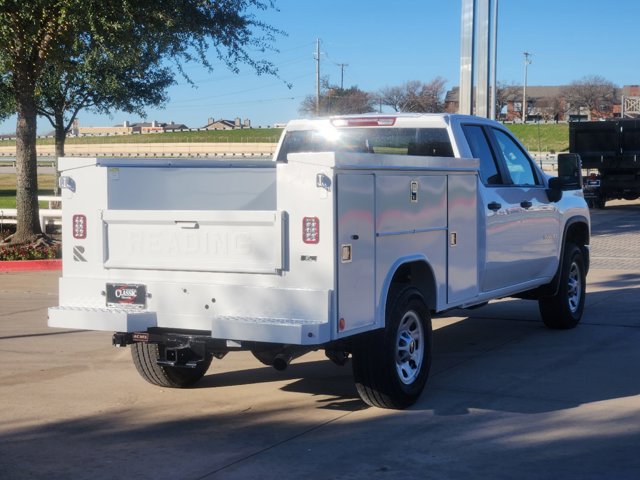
[175,220,199,229]
[520,200,532,209]
[488,201,501,211]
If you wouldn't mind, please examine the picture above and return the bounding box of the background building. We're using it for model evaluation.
[445,84,640,121]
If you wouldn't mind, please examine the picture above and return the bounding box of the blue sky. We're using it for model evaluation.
[2,0,639,133]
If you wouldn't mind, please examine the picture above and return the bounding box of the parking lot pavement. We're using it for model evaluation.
[1,203,639,480]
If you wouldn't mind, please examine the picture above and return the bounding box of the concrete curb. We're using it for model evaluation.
[0,259,61,272]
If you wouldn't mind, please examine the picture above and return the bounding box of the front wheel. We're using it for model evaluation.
[539,243,586,329]
[131,343,213,388]
[352,288,432,409]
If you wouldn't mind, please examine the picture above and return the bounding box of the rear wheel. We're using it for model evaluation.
[352,287,432,409]
[131,343,213,388]
[539,243,586,329]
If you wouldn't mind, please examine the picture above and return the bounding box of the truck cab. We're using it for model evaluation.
[277,114,589,301]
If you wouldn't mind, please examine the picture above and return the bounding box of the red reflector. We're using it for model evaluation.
[331,117,396,127]
[72,214,87,239]
[302,217,319,244]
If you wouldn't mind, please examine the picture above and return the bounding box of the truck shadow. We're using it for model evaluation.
[415,278,640,414]
[1,280,637,479]
[195,275,639,415]
[198,359,364,412]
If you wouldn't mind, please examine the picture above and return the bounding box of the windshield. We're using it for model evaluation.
[276,127,453,162]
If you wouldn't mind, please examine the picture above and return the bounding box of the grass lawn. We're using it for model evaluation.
[506,123,569,153]
[0,122,570,209]
[0,174,56,208]
[0,123,570,153]
[0,128,283,147]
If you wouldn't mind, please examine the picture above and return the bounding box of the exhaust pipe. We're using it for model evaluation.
[272,354,293,371]
[270,347,311,371]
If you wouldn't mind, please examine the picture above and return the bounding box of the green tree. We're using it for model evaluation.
[0,80,12,119]
[377,78,447,113]
[299,83,375,116]
[37,39,173,158]
[0,0,280,244]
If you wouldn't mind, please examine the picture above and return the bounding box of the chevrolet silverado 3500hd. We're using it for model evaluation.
[49,114,590,409]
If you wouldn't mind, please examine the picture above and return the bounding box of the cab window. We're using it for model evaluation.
[492,129,539,186]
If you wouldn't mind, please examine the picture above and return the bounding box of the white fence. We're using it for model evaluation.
[0,196,62,231]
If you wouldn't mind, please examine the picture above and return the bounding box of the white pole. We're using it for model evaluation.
[459,0,475,115]
[316,39,321,116]
[490,0,499,120]
[523,52,532,123]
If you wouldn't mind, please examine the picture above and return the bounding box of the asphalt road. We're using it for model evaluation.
[1,201,639,480]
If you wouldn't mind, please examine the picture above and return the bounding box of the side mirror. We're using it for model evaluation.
[556,153,583,190]
[547,177,563,202]
[547,153,583,203]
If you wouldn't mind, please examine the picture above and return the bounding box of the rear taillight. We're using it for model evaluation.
[72,214,87,239]
[302,217,319,244]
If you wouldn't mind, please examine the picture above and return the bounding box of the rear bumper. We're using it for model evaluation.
[50,277,334,345]
[48,306,157,332]
[48,307,331,346]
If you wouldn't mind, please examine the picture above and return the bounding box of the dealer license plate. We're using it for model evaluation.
[106,283,147,309]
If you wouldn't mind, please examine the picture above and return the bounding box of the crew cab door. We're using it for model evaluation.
[462,124,561,293]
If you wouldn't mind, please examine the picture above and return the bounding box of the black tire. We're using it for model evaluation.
[539,243,586,329]
[131,343,213,388]
[352,287,432,409]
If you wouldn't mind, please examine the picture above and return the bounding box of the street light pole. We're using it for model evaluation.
[522,51,532,123]
[315,38,321,116]
[490,0,499,120]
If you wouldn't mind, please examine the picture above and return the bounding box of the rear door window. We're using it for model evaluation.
[462,124,502,185]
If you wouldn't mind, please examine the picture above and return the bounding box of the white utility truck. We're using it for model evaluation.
[48,114,590,409]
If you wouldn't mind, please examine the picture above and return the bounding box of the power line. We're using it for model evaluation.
[172,56,311,86]
[166,73,313,105]
[168,96,303,110]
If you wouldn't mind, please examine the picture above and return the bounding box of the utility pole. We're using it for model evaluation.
[522,51,532,123]
[315,38,321,116]
[337,63,348,89]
